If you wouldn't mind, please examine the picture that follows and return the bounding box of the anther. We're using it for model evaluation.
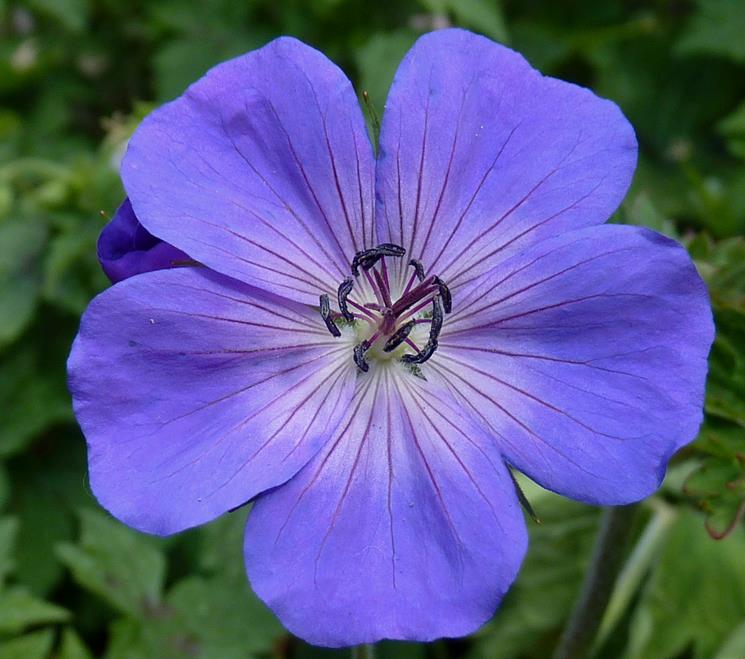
[401,339,438,365]
[351,243,406,275]
[337,277,355,322]
[408,259,425,282]
[377,243,406,257]
[351,248,378,276]
[429,297,443,342]
[319,294,341,337]
[433,276,452,313]
[383,320,416,353]
[353,340,371,372]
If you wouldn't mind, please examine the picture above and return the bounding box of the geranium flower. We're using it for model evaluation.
[68,29,713,646]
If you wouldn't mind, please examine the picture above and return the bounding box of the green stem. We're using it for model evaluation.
[351,644,376,659]
[552,504,639,659]
[593,500,677,651]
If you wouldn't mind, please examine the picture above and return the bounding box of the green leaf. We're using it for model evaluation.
[684,421,745,539]
[626,510,745,659]
[198,509,250,581]
[25,0,90,32]
[447,0,509,43]
[715,621,745,659]
[691,236,745,309]
[355,31,419,111]
[0,516,18,589]
[0,587,70,634]
[166,575,283,657]
[677,0,745,63]
[0,345,72,459]
[0,629,55,659]
[41,214,106,315]
[9,428,91,594]
[706,309,745,426]
[104,576,283,659]
[56,509,166,618]
[58,628,94,659]
[718,101,745,160]
[0,217,47,348]
[619,191,678,238]
[146,1,264,103]
[102,508,283,658]
[0,464,8,508]
[471,485,600,659]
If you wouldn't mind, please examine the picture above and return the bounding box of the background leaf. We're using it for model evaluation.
[626,511,745,659]
[56,510,166,618]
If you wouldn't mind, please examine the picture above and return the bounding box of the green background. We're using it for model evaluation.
[1,0,744,657]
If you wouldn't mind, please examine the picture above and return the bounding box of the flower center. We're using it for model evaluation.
[319,243,452,372]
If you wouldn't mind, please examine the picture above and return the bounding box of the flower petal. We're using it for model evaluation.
[68,268,357,535]
[98,198,188,283]
[122,37,375,303]
[245,367,527,646]
[435,225,713,504]
[375,29,636,290]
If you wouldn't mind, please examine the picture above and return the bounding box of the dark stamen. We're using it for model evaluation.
[429,297,443,342]
[337,277,355,322]
[377,243,406,257]
[351,249,374,276]
[433,276,452,313]
[401,339,438,365]
[319,294,341,337]
[360,253,383,272]
[351,243,406,275]
[408,259,425,282]
[383,320,416,353]
[353,340,371,372]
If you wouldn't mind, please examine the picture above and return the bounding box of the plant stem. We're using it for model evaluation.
[593,500,676,651]
[552,504,639,659]
[351,644,376,659]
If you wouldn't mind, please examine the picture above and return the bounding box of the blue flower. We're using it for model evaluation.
[68,30,713,646]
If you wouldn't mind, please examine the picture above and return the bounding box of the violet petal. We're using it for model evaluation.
[97,198,188,283]
[121,37,375,303]
[68,267,357,535]
[436,224,714,504]
[375,29,637,289]
[245,368,527,646]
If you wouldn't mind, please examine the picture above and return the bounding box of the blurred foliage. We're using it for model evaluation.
[0,0,744,657]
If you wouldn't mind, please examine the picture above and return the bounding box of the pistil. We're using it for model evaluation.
[318,243,452,371]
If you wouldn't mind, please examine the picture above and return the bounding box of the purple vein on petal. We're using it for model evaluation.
[202,353,353,499]
[401,379,504,531]
[140,345,349,442]
[262,98,352,265]
[220,108,348,280]
[416,88,467,262]
[397,381,467,564]
[313,374,382,584]
[443,353,639,441]
[383,372,398,590]
[437,132,587,279]
[431,360,601,478]
[449,246,636,324]
[425,121,522,275]
[447,179,606,290]
[162,140,342,286]
[273,376,377,547]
